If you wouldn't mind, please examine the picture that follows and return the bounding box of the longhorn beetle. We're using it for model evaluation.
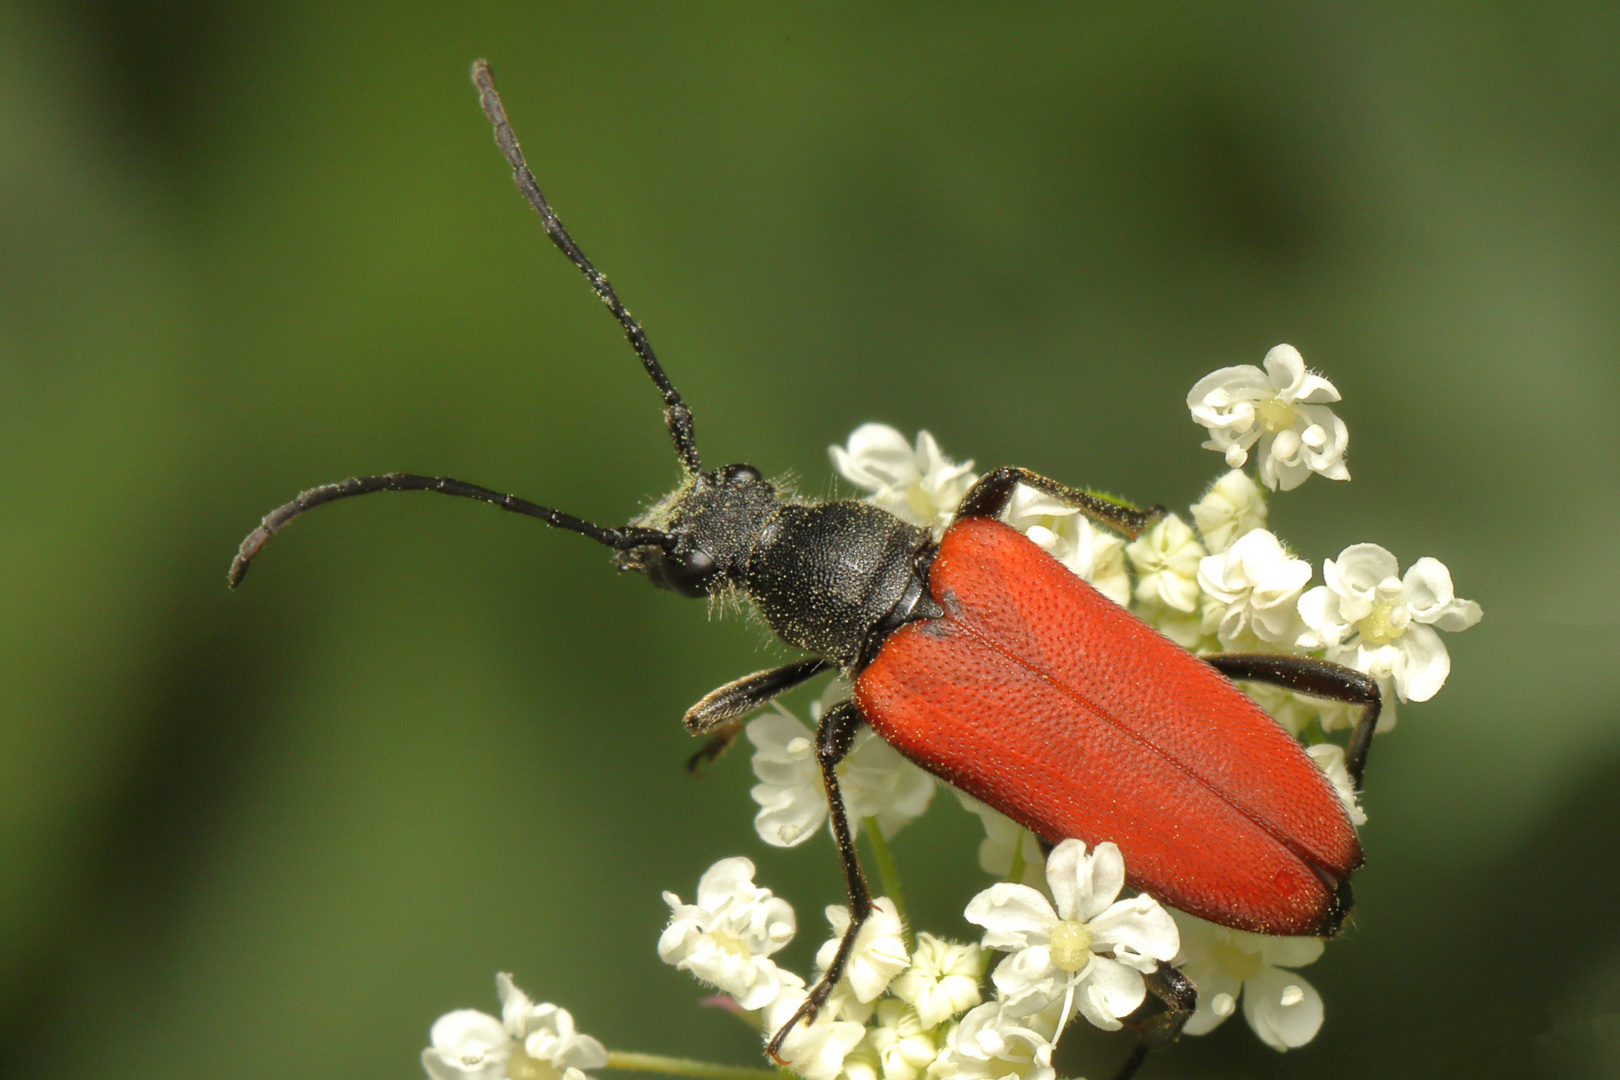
[230,61,1383,1070]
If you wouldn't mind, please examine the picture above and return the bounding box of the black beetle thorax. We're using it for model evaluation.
[742,501,933,669]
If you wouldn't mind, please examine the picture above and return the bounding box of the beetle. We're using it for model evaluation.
[230,61,1382,1068]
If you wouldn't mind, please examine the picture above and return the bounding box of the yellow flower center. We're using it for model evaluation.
[1256,396,1298,433]
[709,929,752,960]
[1048,920,1094,973]
[1357,600,1405,646]
[1210,937,1264,983]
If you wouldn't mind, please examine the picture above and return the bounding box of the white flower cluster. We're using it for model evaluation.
[425,349,1480,1080]
[658,844,1176,1080]
[422,974,607,1080]
[1187,344,1349,492]
[814,349,1479,1051]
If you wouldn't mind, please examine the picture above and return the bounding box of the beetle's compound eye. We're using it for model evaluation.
[717,463,762,485]
[643,547,719,598]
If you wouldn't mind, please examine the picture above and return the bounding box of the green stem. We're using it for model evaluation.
[604,1051,786,1080]
[861,817,911,948]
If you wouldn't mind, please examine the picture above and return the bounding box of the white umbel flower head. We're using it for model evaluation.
[926,1002,1056,1080]
[1190,469,1267,553]
[761,980,868,1080]
[816,897,910,1004]
[1296,544,1482,723]
[747,695,935,848]
[1187,345,1350,491]
[1000,485,1130,606]
[831,424,978,534]
[658,857,796,1010]
[422,975,607,1080]
[1196,529,1312,646]
[1125,513,1207,613]
[1171,912,1326,1051]
[964,840,1179,1033]
[891,933,984,1028]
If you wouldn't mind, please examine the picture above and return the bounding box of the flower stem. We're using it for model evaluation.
[861,817,911,948]
[605,1051,786,1080]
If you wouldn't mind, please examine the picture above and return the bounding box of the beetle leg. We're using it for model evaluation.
[683,659,833,774]
[955,466,1162,539]
[764,700,870,1061]
[1206,653,1383,787]
[1111,962,1198,1080]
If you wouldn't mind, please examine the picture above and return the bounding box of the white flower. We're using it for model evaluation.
[1187,345,1349,491]
[926,1002,1056,1080]
[1124,513,1206,613]
[502,981,608,1080]
[423,1009,514,1080]
[848,1000,940,1080]
[659,857,796,1010]
[964,840,1179,1033]
[1306,744,1366,826]
[831,424,979,533]
[762,981,868,1080]
[816,897,910,1003]
[1296,544,1482,722]
[1197,529,1312,646]
[748,695,935,848]
[1171,912,1326,1050]
[953,792,1045,888]
[1000,485,1130,606]
[891,933,983,1028]
[1189,469,1267,553]
[422,976,607,1080]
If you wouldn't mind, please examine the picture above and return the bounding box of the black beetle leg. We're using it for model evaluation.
[956,466,1162,539]
[764,700,870,1060]
[1206,653,1382,787]
[683,659,832,774]
[1111,962,1198,1080]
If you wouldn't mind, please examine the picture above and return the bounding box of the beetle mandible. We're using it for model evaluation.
[229,61,1383,1061]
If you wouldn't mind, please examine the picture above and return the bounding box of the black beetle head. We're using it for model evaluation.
[613,464,778,598]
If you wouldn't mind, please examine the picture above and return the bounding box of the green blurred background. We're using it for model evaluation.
[3,3,1619,1078]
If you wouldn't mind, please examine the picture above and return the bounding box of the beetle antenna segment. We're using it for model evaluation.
[227,473,667,587]
[471,59,701,475]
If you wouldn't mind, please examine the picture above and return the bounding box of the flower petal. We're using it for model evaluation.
[1074,956,1147,1031]
[1394,623,1450,702]
[964,883,1057,951]
[1330,544,1400,595]
[1179,962,1244,1036]
[1087,895,1180,972]
[1242,967,1324,1050]
[1260,345,1308,398]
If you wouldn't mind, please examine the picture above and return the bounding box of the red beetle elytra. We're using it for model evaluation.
[230,62,1382,1063]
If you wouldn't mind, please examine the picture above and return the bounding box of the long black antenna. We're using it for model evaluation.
[472,59,700,474]
[228,474,666,587]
